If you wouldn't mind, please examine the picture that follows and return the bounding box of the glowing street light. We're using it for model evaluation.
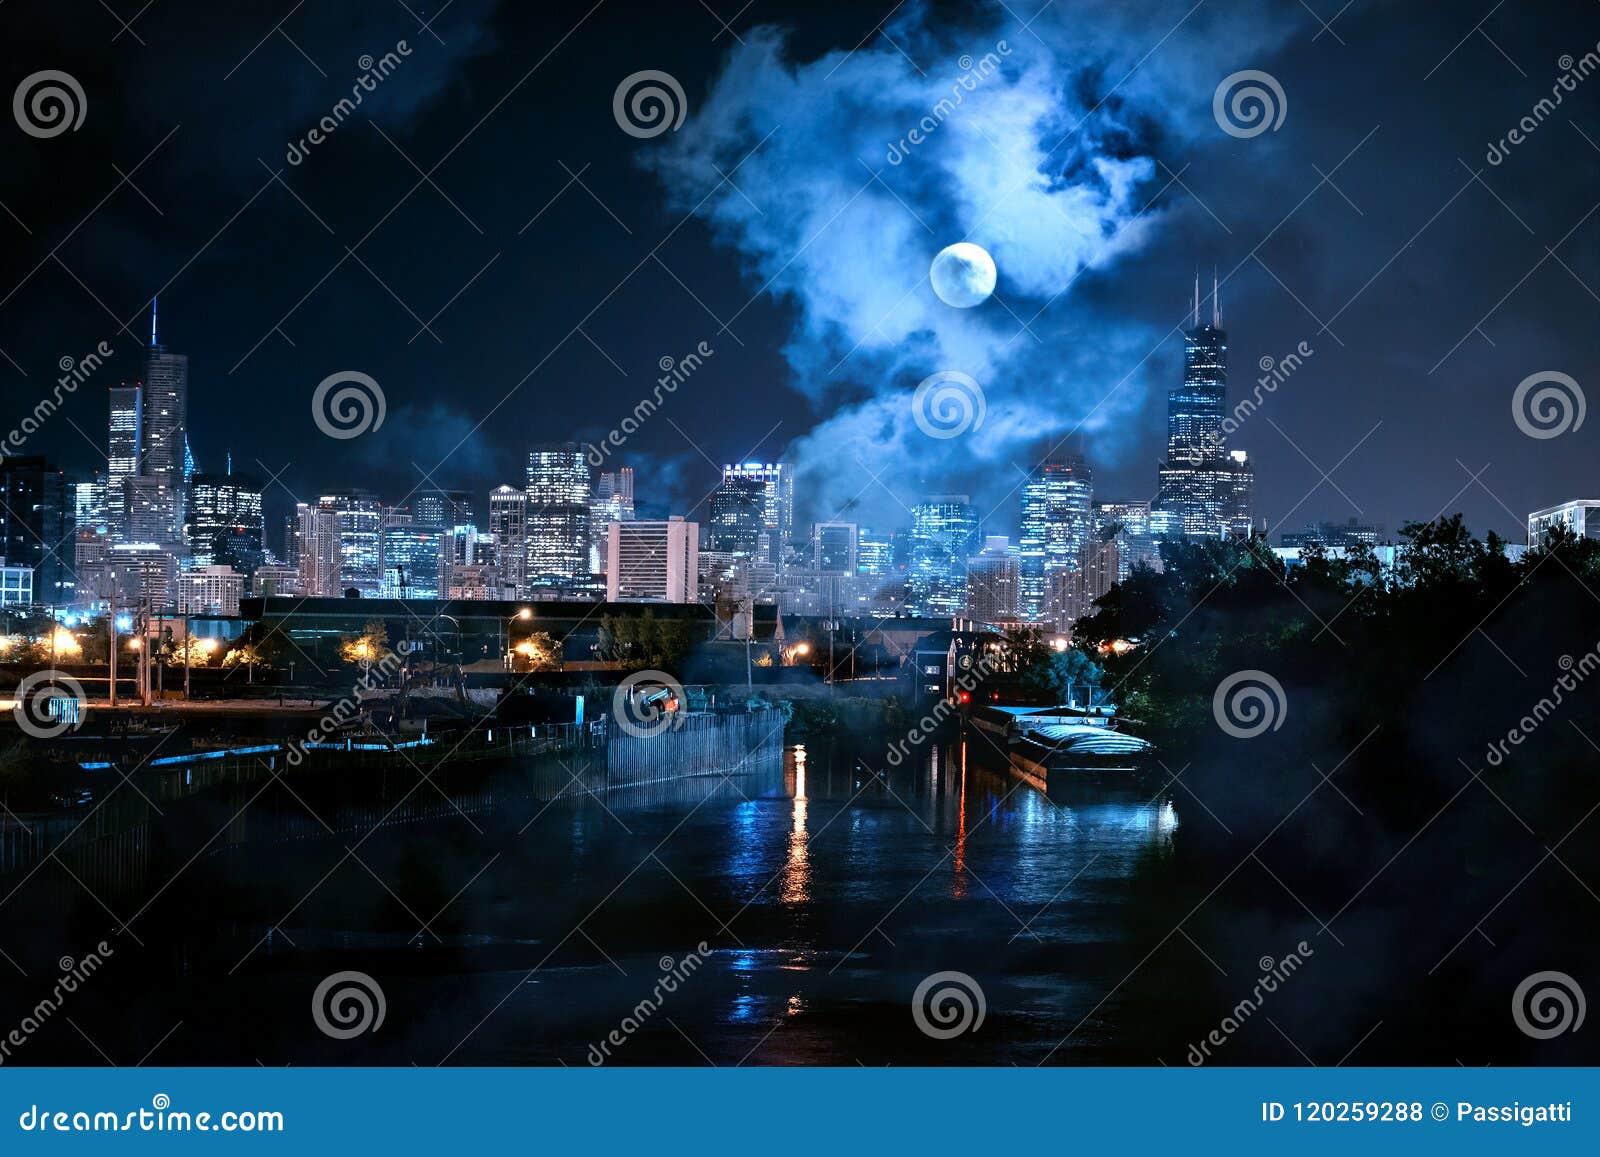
[504,608,534,668]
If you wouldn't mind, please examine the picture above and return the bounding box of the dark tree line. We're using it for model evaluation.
[1065,516,1600,1065]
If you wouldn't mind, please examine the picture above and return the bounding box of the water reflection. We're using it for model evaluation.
[1,728,1181,1065]
[781,745,810,906]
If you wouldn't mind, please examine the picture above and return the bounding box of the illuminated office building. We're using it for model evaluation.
[1152,274,1254,538]
[525,443,591,584]
[909,495,979,616]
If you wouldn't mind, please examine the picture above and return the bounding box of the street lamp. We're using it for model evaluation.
[503,607,532,669]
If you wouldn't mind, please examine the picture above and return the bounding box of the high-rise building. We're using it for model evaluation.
[87,542,180,611]
[414,490,475,529]
[967,538,1020,625]
[1528,499,1600,545]
[857,528,892,578]
[909,495,979,616]
[176,565,246,616]
[380,525,445,599]
[1095,499,1161,581]
[295,503,339,597]
[319,491,383,596]
[802,521,858,617]
[488,485,528,595]
[0,457,69,605]
[812,522,858,574]
[1152,275,1254,538]
[525,443,591,585]
[187,473,265,573]
[607,517,699,603]
[589,467,635,574]
[106,383,141,540]
[721,462,794,570]
[138,302,189,543]
[73,476,107,532]
[707,476,767,560]
[1019,456,1094,621]
[71,480,110,604]
[1064,536,1120,630]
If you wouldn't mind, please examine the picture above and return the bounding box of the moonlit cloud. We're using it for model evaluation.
[643,2,1297,525]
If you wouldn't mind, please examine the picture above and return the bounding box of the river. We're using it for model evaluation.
[0,730,1180,1065]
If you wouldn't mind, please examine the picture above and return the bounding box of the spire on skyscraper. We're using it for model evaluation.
[1192,270,1200,329]
[150,296,158,347]
[1212,268,1220,328]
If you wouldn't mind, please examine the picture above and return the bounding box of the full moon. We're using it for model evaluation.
[929,242,997,308]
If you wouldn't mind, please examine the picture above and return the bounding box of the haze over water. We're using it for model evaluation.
[0,738,1180,1065]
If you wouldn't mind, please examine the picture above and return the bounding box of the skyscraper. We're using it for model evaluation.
[589,467,635,574]
[607,517,699,603]
[1018,456,1094,621]
[0,457,69,604]
[856,528,892,579]
[414,490,475,528]
[1095,499,1161,581]
[707,476,766,559]
[295,502,340,597]
[188,473,264,573]
[720,462,794,570]
[808,521,858,616]
[138,301,189,543]
[488,484,528,595]
[1064,536,1120,629]
[319,490,383,596]
[909,495,979,616]
[106,382,141,541]
[1153,274,1254,538]
[967,538,1020,626]
[380,525,445,599]
[525,443,591,585]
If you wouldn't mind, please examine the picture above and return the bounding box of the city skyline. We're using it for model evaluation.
[2,0,1599,1093]
[1,2,1594,549]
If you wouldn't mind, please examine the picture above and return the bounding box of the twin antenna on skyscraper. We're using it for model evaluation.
[1192,268,1221,329]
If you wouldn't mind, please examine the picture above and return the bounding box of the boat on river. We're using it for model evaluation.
[969,705,1154,791]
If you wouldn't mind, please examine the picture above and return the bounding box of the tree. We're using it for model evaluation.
[1017,647,1104,705]
[512,630,561,672]
[340,619,391,666]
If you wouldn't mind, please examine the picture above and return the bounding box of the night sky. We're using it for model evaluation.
[2,0,1597,543]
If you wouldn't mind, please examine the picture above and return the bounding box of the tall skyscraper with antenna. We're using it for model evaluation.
[123,298,191,545]
[1153,271,1253,539]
